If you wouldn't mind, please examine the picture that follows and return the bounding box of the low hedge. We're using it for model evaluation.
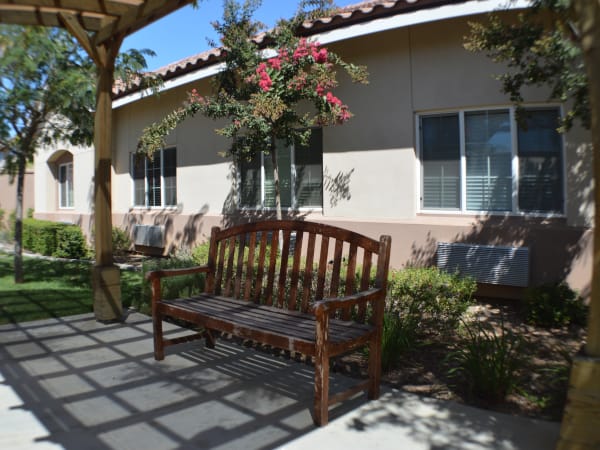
[22,218,87,259]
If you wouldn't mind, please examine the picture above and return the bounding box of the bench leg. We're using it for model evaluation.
[314,311,330,426]
[314,347,329,426]
[153,311,165,361]
[368,332,381,399]
[203,328,216,349]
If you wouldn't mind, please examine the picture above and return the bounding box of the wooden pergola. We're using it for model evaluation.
[0,0,195,321]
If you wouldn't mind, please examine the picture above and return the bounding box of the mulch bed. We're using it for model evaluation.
[337,299,586,422]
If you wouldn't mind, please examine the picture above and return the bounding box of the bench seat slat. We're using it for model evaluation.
[160,295,374,355]
[163,295,372,336]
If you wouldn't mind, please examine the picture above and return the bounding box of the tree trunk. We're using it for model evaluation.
[270,135,283,221]
[13,152,26,284]
[557,2,600,449]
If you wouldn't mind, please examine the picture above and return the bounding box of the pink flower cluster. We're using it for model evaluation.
[188,88,205,104]
[324,91,351,123]
[288,72,307,91]
[256,63,272,92]
[325,92,342,107]
[292,38,328,64]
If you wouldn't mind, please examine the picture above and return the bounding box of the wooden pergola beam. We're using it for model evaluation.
[57,11,100,65]
[93,0,189,46]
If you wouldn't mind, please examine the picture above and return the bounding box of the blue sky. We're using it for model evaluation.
[123,0,358,71]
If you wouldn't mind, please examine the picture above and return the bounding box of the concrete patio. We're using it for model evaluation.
[0,312,560,449]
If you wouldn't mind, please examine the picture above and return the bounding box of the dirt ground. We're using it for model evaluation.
[338,299,586,422]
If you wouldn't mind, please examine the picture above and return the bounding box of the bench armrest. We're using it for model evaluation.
[313,287,385,315]
[145,265,211,282]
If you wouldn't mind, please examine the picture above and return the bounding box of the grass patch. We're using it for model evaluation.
[0,253,143,324]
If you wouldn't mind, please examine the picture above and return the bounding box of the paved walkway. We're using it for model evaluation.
[0,312,560,449]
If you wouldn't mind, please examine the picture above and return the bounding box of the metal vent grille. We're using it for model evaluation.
[133,225,165,248]
[437,242,529,287]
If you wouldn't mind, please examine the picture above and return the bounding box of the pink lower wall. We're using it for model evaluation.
[35,210,592,299]
[112,211,592,298]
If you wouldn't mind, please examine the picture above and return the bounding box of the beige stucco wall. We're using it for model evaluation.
[112,79,234,217]
[105,11,593,296]
[34,143,94,216]
[34,143,95,238]
[0,170,34,216]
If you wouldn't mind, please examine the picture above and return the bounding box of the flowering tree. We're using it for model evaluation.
[138,0,368,220]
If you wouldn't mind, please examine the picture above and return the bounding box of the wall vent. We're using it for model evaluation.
[437,242,529,287]
[133,225,165,248]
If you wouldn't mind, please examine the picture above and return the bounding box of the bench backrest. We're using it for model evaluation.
[204,220,391,324]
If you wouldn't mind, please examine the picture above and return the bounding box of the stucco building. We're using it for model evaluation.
[33,0,593,298]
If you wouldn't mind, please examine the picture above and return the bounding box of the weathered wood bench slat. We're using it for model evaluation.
[161,296,374,346]
[148,220,391,426]
[163,294,375,336]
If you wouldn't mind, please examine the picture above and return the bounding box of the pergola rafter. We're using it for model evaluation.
[0,0,196,321]
[0,1,192,45]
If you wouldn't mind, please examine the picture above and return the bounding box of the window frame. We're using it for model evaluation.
[238,131,324,212]
[58,161,74,209]
[130,147,177,209]
[416,105,566,217]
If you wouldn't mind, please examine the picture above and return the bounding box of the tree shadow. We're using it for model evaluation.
[119,204,210,255]
[324,167,354,208]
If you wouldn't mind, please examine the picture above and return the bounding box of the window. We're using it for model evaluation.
[131,147,177,207]
[240,129,323,209]
[58,162,74,208]
[419,107,563,214]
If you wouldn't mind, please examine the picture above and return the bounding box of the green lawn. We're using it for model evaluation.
[0,252,144,324]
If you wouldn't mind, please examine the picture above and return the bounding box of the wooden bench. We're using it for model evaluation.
[147,219,391,426]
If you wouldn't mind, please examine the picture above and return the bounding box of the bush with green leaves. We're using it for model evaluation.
[446,319,524,404]
[112,227,132,256]
[22,218,60,255]
[22,218,87,259]
[524,282,587,328]
[191,241,211,265]
[381,312,419,371]
[53,225,88,259]
[386,267,476,337]
[139,256,206,314]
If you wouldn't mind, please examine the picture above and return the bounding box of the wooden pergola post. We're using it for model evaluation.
[91,41,123,321]
[0,1,195,322]
[557,1,600,449]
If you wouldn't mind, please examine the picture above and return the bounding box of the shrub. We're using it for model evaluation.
[191,241,211,264]
[446,319,524,404]
[21,218,87,259]
[524,282,587,328]
[139,256,206,314]
[26,208,34,219]
[386,267,476,337]
[53,225,88,259]
[381,312,419,371]
[112,227,132,256]
[22,218,60,255]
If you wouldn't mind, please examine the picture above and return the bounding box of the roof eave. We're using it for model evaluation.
[113,0,530,107]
